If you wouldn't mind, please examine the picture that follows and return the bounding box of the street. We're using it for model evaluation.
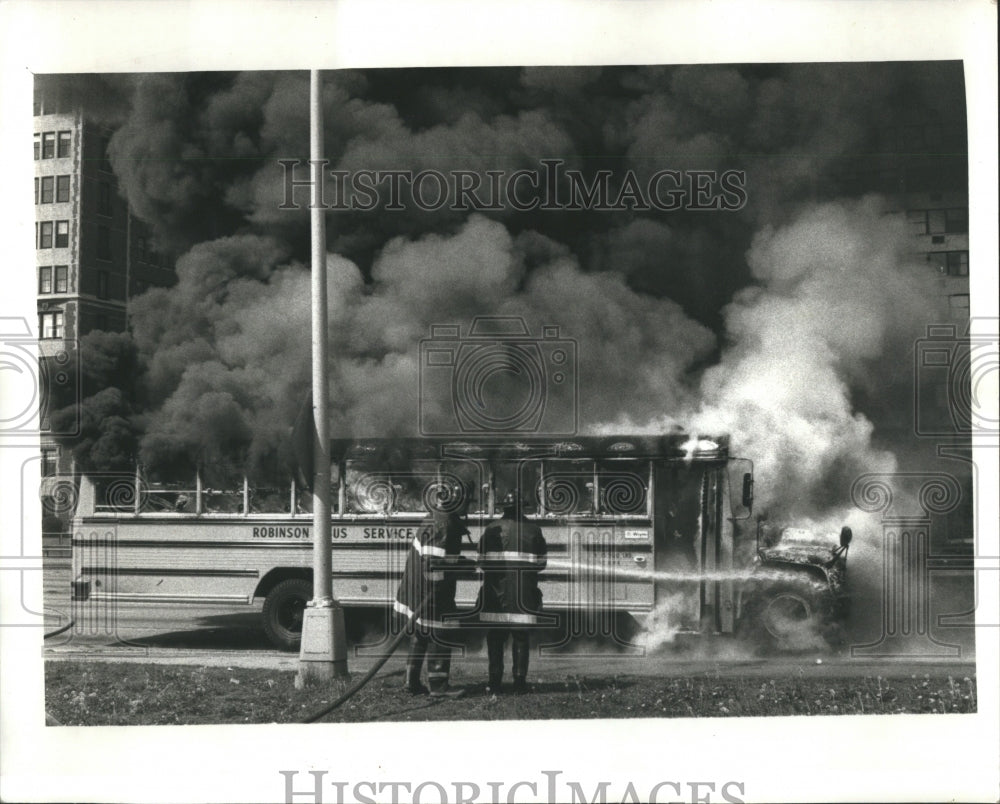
[44,596,976,680]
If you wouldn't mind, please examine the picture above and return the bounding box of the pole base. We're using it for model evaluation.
[296,604,350,687]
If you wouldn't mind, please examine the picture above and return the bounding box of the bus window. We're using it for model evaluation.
[394,463,438,514]
[92,473,144,514]
[493,460,545,517]
[596,461,650,517]
[346,461,394,514]
[295,487,313,514]
[345,459,485,516]
[200,463,244,514]
[439,459,488,515]
[142,479,197,513]
[396,460,483,515]
[248,484,290,514]
[726,457,753,520]
[535,460,594,517]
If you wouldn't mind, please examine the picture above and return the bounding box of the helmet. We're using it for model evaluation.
[501,489,521,507]
[500,489,526,517]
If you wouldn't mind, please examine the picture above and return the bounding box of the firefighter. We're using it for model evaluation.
[478,490,548,694]
[393,483,470,698]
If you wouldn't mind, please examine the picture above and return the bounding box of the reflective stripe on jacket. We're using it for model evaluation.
[478,516,547,624]
[394,511,468,629]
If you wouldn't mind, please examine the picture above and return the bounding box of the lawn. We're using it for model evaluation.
[44,661,977,725]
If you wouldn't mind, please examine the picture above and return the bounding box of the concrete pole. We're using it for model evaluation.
[297,69,348,685]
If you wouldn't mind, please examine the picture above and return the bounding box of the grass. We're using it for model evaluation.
[44,661,977,726]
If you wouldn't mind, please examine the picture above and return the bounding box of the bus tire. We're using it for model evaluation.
[737,582,828,655]
[262,578,312,651]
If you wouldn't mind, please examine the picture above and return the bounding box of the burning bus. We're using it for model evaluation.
[69,434,851,651]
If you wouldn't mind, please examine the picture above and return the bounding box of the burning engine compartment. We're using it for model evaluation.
[735,523,853,653]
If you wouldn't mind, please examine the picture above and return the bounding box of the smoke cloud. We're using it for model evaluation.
[691,196,940,519]
[118,216,714,478]
[49,63,966,532]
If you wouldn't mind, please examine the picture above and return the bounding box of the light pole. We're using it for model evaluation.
[297,68,348,686]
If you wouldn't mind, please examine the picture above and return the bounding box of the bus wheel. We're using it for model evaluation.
[262,578,312,651]
[737,583,826,654]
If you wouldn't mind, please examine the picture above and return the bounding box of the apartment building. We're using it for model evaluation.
[34,85,176,477]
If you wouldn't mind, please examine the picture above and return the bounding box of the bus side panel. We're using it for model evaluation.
[73,518,311,605]
[526,522,654,613]
[72,515,655,613]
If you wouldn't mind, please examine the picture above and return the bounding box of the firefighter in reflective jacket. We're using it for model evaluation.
[393,501,469,698]
[478,490,548,694]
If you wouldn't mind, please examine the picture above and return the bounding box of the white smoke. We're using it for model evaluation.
[688,196,939,519]
[634,593,700,651]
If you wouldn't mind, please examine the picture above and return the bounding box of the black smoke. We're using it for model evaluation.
[44,63,966,522]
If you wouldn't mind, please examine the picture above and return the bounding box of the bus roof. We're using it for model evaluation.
[330,435,730,463]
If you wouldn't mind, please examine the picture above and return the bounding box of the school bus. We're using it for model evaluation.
[69,435,850,651]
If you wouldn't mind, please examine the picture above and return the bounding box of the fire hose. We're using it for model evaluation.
[44,619,75,639]
[300,590,432,724]
[301,549,480,723]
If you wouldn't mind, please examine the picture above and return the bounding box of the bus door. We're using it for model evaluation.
[652,462,703,631]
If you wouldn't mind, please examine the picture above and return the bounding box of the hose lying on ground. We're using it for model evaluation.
[300,592,431,724]
[44,619,75,640]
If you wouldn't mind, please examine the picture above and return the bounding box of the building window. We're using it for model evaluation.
[924,207,968,236]
[40,265,70,294]
[34,178,39,205]
[56,175,71,203]
[41,132,55,159]
[55,220,69,248]
[137,235,146,262]
[57,131,72,158]
[948,294,970,317]
[926,209,946,234]
[40,447,60,478]
[947,251,969,277]
[96,225,111,259]
[909,208,970,237]
[40,311,64,339]
[40,176,54,204]
[97,270,110,300]
[34,133,41,160]
[39,221,53,249]
[98,182,112,216]
[906,210,927,236]
[39,266,52,294]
